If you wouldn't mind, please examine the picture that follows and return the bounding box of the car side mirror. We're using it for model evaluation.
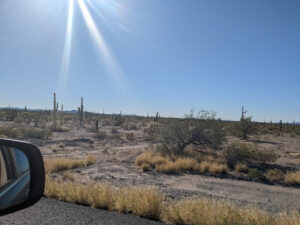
[0,139,45,215]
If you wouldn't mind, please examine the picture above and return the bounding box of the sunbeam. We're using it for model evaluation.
[77,0,124,87]
[86,0,113,32]
[57,0,74,96]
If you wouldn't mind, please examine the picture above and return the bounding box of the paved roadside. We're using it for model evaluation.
[0,198,166,225]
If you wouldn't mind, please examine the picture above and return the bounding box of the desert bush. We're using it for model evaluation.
[122,122,139,131]
[248,168,264,179]
[52,126,68,132]
[94,131,107,140]
[143,123,159,141]
[225,142,278,167]
[0,126,51,139]
[126,132,135,141]
[111,128,119,134]
[284,171,300,185]
[265,169,284,183]
[109,133,122,140]
[234,163,248,173]
[229,117,255,140]
[157,117,224,152]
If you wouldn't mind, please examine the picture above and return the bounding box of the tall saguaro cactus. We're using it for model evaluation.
[60,104,63,127]
[79,97,84,126]
[53,93,58,129]
[241,106,247,120]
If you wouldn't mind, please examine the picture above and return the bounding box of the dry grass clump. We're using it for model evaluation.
[284,171,300,185]
[45,179,163,220]
[115,186,163,220]
[165,198,300,225]
[136,151,227,174]
[135,151,168,168]
[207,162,228,173]
[85,155,97,166]
[235,163,248,173]
[44,155,97,173]
[45,179,300,225]
[155,158,200,174]
[265,169,284,183]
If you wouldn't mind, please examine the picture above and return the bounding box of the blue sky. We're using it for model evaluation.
[0,0,299,122]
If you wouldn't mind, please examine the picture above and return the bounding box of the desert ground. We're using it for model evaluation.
[1,112,299,216]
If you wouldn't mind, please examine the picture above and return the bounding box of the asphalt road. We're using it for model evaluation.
[0,198,166,225]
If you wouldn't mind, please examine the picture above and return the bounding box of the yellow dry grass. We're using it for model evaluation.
[45,178,300,225]
[44,155,97,173]
[265,169,284,183]
[165,198,300,225]
[136,151,227,174]
[284,171,300,185]
[45,179,163,220]
[235,163,249,173]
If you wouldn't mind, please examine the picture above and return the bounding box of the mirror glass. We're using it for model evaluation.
[0,146,30,210]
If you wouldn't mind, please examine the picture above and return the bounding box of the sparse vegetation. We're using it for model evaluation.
[0,126,51,139]
[45,179,300,225]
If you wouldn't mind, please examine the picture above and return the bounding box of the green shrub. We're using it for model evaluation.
[158,119,224,152]
[225,143,278,167]
[126,132,135,142]
[248,168,264,179]
[94,131,107,140]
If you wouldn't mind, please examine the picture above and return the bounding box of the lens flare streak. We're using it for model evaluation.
[77,0,123,85]
[58,0,74,94]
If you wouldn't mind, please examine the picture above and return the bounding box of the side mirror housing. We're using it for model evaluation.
[0,139,45,215]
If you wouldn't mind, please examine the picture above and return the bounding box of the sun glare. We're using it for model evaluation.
[57,0,127,96]
[77,0,124,86]
[57,0,74,96]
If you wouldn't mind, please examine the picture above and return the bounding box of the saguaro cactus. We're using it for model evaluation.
[60,104,63,127]
[95,120,99,131]
[155,112,159,122]
[280,120,283,142]
[79,97,84,126]
[241,106,247,120]
[53,93,58,129]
